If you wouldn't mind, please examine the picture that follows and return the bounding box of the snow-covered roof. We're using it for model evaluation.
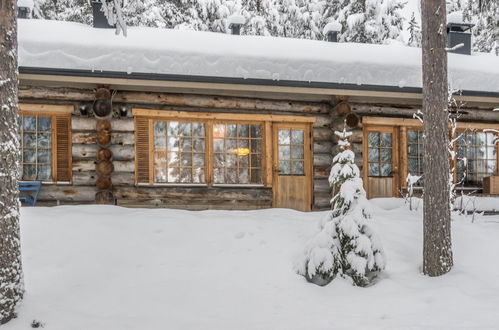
[18,19,499,95]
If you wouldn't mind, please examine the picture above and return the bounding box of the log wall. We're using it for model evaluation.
[24,86,333,210]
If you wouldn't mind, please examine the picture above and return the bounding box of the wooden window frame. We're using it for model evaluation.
[19,104,73,183]
[132,109,315,188]
[362,117,499,193]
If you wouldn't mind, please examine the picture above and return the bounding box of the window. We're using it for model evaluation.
[17,109,72,183]
[407,130,424,184]
[153,120,206,183]
[367,132,392,177]
[136,115,268,185]
[19,115,53,181]
[213,123,263,184]
[277,128,305,175]
[456,131,497,186]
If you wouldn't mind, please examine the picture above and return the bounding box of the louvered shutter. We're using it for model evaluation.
[135,117,151,183]
[55,115,72,182]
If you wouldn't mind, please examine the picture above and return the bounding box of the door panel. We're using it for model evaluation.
[364,127,399,198]
[273,123,312,211]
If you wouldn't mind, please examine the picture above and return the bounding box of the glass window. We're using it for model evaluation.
[367,132,392,177]
[213,123,263,184]
[18,115,52,181]
[278,128,305,175]
[456,131,497,186]
[153,120,206,183]
[407,130,424,185]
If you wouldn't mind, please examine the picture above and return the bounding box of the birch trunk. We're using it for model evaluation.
[421,0,453,276]
[0,0,24,324]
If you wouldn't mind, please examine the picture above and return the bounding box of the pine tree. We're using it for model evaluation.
[296,124,385,287]
[464,0,499,55]
[336,0,405,44]
[407,12,422,47]
[0,0,25,324]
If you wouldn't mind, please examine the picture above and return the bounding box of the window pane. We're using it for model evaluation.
[38,165,51,181]
[168,167,180,182]
[238,168,249,183]
[23,116,36,131]
[279,161,290,174]
[192,123,204,136]
[292,161,304,175]
[154,121,166,135]
[369,163,379,176]
[214,168,224,183]
[167,136,179,151]
[368,132,379,147]
[23,164,37,180]
[291,145,304,160]
[167,122,179,136]
[251,169,263,184]
[227,124,237,137]
[381,149,391,163]
[250,125,262,138]
[278,129,290,144]
[193,168,205,183]
[251,154,261,167]
[381,133,392,147]
[24,133,37,147]
[154,135,166,147]
[38,117,51,131]
[23,149,36,163]
[279,145,290,160]
[38,149,51,163]
[179,122,191,136]
[193,154,204,166]
[238,124,249,138]
[291,130,304,144]
[381,163,392,176]
[368,148,379,162]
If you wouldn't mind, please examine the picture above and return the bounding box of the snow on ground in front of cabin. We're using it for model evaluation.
[4,200,499,330]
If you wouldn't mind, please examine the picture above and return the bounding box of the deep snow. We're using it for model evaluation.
[3,201,499,329]
[17,19,499,93]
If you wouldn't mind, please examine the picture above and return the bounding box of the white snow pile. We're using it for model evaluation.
[322,21,342,34]
[17,19,499,93]
[17,0,34,9]
[227,14,246,26]
[4,204,499,329]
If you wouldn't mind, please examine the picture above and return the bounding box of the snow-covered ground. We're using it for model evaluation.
[4,201,499,329]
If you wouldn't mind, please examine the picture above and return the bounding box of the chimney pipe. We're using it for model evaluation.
[17,0,34,18]
[227,15,245,35]
[446,12,474,55]
[323,22,342,43]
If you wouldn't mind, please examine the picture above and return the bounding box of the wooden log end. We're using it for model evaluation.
[96,119,112,132]
[96,160,114,176]
[96,177,113,190]
[97,130,112,146]
[97,148,113,161]
[95,191,115,205]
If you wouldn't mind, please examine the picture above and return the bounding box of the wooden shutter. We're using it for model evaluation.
[55,115,72,182]
[135,117,151,183]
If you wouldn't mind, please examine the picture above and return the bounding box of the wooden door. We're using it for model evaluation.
[364,126,399,198]
[273,123,312,211]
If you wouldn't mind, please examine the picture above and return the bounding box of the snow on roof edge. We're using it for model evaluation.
[17,19,499,95]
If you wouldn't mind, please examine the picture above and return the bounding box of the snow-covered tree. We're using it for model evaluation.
[336,0,405,44]
[296,125,385,287]
[407,12,422,47]
[465,0,499,55]
[0,0,25,324]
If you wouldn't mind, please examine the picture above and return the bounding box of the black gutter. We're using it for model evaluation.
[19,66,499,99]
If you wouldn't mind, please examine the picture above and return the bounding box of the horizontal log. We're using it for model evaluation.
[114,161,135,172]
[72,117,96,131]
[19,87,331,114]
[313,127,333,142]
[38,185,97,202]
[109,145,135,161]
[314,179,331,193]
[111,119,134,132]
[72,132,135,145]
[313,141,332,154]
[314,166,330,179]
[313,114,331,128]
[114,186,272,200]
[72,160,134,172]
[73,171,135,186]
[116,198,271,210]
[314,154,333,167]
[72,144,99,160]
[111,132,134,145]
[313,193,331,210]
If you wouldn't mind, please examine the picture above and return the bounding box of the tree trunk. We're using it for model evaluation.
[421,0,453,276]
[0,0,24,324]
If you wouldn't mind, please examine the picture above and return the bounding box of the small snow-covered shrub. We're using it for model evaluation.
[296,124,386,287]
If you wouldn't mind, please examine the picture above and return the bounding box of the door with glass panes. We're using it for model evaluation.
[273,123,312,211]
[365,126,399,198]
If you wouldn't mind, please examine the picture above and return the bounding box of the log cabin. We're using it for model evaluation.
[15,9,499,211]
